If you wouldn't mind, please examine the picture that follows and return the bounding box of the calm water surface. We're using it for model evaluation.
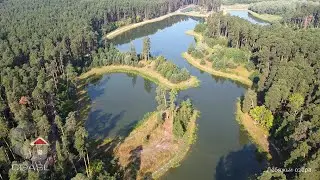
[86,13,267,180]
[227,10,269,25]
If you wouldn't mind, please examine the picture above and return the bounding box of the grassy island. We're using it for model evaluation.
[79,38,199,90]
[79,60,199,90]
[114,87,199,179]
[184,30,253,86]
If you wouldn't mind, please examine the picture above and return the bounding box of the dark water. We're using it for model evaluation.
[85,14,267,180]
[227,10,269,25]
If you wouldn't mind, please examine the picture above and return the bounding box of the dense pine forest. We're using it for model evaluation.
[0,0,221,179]
[197,7,320,179]
[1,0,320,179]
[248,0,320,28]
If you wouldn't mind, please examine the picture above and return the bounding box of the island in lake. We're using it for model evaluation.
[115,87,199,179]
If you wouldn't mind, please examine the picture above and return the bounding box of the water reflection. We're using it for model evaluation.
[227,10,269,25]
[85,73,157,138]
[111,15,203,45]
[144,79,154,94]
[87,15,266,180]
[215,144,267,180]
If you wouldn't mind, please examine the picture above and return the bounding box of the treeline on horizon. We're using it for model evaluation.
[0,0,222,179]
[248,0,320,28]
[200,10,320,179]
[223,0,320,5]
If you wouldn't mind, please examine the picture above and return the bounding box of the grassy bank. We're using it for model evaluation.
[106,5,210,39]
[115,110,199,179]
[235,100,272,159]
[184,30,253,86]
[79,65,200,90]
[248,10,282,23]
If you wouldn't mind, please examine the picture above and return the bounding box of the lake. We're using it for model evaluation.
[227,10,269,25]
[85,12,267,180]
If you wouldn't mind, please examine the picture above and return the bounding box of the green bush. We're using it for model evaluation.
[249,106,274,130]
[154,57,190,83]
[173,119,184,138]
[249,71,260,83]
[226,61,237,69]
[188,43,196,54]
[212,60,226,70]
[173,99,194,138]
[224,48,250,64]
[200,59,206,65]
[204,36,228,48]
[194,23,207,33]
[245,61,255,71]
[191,49,204,59]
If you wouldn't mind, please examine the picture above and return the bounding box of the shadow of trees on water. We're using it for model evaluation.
[86,110,126,139]
[215,144,267,180]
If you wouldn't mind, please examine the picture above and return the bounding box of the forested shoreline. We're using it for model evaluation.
[197,10,320,179]
[248,0,320,28]
[1,0,320,179]
[0,0,220,179]
[182,29,253,86]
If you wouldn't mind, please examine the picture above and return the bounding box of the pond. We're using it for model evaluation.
[85,14,267,180]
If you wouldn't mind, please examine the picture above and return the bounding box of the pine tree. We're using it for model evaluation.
[74,127,90,177]
[142,37,151,61]
[130,42,138,63]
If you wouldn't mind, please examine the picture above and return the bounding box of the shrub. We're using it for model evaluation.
[200,59,206,65]
[249,71,260,83]
[173,99,194,138]
[226,61,237,69]
[194,23,207,33]
[191,49,204,59]
[204,37,228,48]
[154,57,191,83]
[249,106,274,130]
[245,61,255,71]
[212,60,225,70]
[188,43,196,54]
[173,120,184,137]
[224,48,250,64]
